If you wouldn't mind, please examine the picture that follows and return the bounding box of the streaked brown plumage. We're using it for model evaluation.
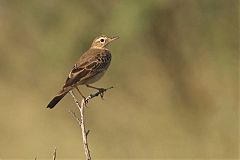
[47,35,119,109]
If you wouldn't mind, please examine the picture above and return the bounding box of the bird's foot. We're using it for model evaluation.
[85,96,90,103]
[98,88,107,99]
[82,96,90,107]
[84,86,113,103]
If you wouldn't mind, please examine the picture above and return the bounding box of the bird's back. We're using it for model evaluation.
[63,48,111,88]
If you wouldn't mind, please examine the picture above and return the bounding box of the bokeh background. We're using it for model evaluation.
[0,0,238,159]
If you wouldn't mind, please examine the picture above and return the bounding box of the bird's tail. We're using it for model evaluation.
[47,88,69,109]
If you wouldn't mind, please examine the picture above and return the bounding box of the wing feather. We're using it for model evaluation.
[63,49,111,88]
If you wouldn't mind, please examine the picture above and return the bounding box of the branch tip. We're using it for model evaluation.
[86,130,90,136]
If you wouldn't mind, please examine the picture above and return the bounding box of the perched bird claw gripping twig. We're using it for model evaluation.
[87,86,114,103]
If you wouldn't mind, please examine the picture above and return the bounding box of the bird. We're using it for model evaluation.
[47,35,119,109]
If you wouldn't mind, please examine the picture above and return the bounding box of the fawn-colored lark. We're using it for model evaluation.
[47,35,119,109]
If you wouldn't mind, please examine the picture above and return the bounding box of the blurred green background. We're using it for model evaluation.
[0,0,238,159]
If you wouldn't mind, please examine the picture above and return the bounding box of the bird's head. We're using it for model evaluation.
[91,35,119,49]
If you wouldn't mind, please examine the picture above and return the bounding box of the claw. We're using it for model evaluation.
[100,92,104,99]
[83,96,90,106]
[98,88,106,100]
[84,99,88,104]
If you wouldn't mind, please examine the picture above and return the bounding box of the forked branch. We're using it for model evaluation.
[69,86,113,160]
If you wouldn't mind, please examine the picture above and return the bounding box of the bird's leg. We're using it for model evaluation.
[86,84,106,91]
[75,86,89,104]
[86,84,107,99]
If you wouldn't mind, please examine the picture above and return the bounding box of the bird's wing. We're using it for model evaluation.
[63,49,111,88]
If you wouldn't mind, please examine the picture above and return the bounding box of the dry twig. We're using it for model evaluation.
[52,147,57,160]
[69,86,113,160]
[34,147,56,160]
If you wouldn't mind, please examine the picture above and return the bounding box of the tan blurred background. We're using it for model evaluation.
[0,0,238,159]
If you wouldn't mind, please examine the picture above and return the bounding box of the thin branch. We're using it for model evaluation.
[69,87,113,160]
[34,147,56,160]
[69,91,91,160]
[86,86,113,101]
[52,147,57,160]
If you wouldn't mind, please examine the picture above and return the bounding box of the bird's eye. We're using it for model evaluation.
[100,38,105,42]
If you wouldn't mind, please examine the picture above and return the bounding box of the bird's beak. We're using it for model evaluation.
[109,36,119,43]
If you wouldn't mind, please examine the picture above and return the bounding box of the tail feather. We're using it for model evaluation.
[47,90,68,109]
